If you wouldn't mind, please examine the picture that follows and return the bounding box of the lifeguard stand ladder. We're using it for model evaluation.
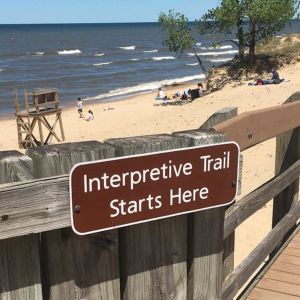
[14,89,65,149]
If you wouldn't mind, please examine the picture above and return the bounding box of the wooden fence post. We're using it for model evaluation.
[27,141,120,300]
[273,92,300,232]
[173,130,226,300]
[200,107,238,130]
[105,134,190,300]
[201,107,240,283]
[0,151,42,299]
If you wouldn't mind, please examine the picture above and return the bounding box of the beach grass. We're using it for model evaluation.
[205,33,300,92]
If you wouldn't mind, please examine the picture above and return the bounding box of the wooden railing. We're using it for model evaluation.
[216,91,300,299]
[214,92,300,151]
[0,93,300,299]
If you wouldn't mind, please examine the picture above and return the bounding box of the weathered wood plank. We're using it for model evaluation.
[293,232,300,241]
[277,254,300,266]
[264,269,300,285]
[105,134,190,300]
[187,207,225,300]
[272,261,300,275]
[0,151,42,299]
[248,287,299,300]
[0,151,33,182]
[283,247,300,257]
[214,92,300,151]
[28,141,120,300]
[238,226,300,300]
[173,130,226,300]
[224,158,300,239]
[222,204,300,300]
[273,92,300,249]
[27,141,114,177]
[200,107,239,285]
[289,240,300,249]
[200,106,238,130]
[256,277,300,297]
[0,175,70,239]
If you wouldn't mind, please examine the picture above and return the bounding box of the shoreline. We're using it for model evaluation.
[0,79,203,121]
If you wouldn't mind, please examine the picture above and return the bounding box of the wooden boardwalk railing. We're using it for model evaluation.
[214,92,300,151]
[1,92,300,299]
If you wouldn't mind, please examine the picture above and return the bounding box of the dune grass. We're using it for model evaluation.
[206,33,300,92]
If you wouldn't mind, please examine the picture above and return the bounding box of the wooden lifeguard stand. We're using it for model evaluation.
[14,89,65,149]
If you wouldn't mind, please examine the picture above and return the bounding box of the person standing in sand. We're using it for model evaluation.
[77,97,84,118]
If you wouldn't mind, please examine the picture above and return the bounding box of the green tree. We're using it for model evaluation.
[198,0,299,64]
[159,10,206,73]
[159,1,299,66]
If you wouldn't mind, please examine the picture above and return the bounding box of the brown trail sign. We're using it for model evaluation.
[70,142,239,235]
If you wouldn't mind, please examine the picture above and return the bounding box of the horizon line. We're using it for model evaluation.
[0,21,161,25]
[0,17,299,26]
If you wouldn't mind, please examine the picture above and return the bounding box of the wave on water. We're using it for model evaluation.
[152,56,175,61]
[199,45,233,50]
[186,63,198,66]
[58,49,81,55]
[130,58,140,61]
[119,46,136,50]
[94,53,105,56]
[84,74,206,101]
[199,50,238,56]
[188,50,238,56]
[33,52,44,56]
[208,57,233,63]
[93,62,113,66]
[143,50,158,53]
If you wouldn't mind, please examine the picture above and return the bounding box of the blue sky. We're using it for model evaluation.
[0,0,220,24]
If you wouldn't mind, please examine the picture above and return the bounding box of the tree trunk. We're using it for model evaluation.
[192,49,206,74]
[249,19,256,65]
[192,48,210,89]
[236,19,245,63]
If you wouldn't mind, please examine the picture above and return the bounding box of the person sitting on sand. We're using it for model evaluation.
[77,97,84,118]
[271,68,280,81]
[262,68,282,85]
[85,109,94,121]
[156,88,167,100]
[173,91,181,99]
[181,91,188,100]
[181,90,191,100]
[197,82,206,96]
[250,68,284,86]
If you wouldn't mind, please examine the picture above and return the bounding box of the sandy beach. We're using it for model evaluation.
[1,61,300,267]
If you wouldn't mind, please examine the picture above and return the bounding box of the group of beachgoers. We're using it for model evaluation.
[77,97,94,121]
[156,68,284,102]
[156,82,205,101]
[249,68,286,86]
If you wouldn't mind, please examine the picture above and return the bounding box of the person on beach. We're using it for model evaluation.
[156,88,166,100]
[77,97,84,118]
[197,83,205,95]
[262,68,281,84]
[85,109,94,121]
[181,89,191,100]
[250,68,284,86]
[271,68,280,81]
